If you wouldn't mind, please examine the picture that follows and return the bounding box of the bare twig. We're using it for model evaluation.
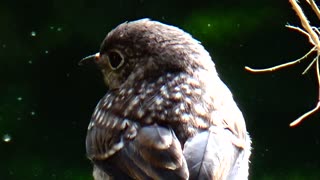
[245,0,320,127]
[286,25,311,38]
[244,47,316,73]
[307,0,320,20]
[290,0,320,46]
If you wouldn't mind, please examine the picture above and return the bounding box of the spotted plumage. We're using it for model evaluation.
[82,18,251,180]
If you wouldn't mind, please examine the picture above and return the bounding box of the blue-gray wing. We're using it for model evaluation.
[183,126,250,180]
[86,109,189,180]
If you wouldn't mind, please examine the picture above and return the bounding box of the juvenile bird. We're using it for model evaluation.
[81,18,251,180]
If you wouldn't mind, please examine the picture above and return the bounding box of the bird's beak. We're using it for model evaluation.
[78,52,100,66]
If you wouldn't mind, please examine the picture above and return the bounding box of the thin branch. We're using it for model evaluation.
[291,55,320,127]
[290,0,320,46]
[312,27,320,36]
[286,24,314,41]
[306,0,320,20]
[302,56,318,74]
[245,47,316,73]
[286,25,315,45]
[290,101,320,126]
[246,0,320,127]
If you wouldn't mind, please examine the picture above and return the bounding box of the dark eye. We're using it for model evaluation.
[108,51,124,69]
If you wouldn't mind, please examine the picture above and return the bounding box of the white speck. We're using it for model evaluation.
[45,50,49,54]
[174,86,180,92]
[160,86,169,99]
[98,111,104,124]
[50,26,54,30]
[105,94,111,99]
[181,113,191,122]
[106,102,112,109]
[88,122,95,130]
[111,118,118,128]
[174,108,180,115]
[113,140,124,150]
[28,60,33,64]
[160,85,167,92]
[57,27,62,32]
[180,103,186,111]
[173,92,182,99]
[195,117,208,127]
[187,126,195,134]
[194,88,202,95]
[137,109,145,118]
[105,116,111,127]
[181,84,191,94]
[185,97,192,104]
[107,148,116,157]
[207,24,211,27]
[119,89,125,95]
[2,44,6,48]
[145,117,153,124]
[127,88,133,95]
[155,96,163,105]
[95,110,101,120]
[30,31,37,37]
[93,107,99,117]
[156,104,163,111]
[17,97,23,101]
[2,134,12,143]
[157,77,164,84]
[146,88,153,94]
[181,84,189,90]
[186,78,199,86]
[30,111,36,116]
[194,104,206,116]
[159,113,165,120]
[173,75,181,82]
[66,73,70,77]
[130,96,140,107]
[120,119,129,129]
[124,109,129,117]
[127,125,138,138]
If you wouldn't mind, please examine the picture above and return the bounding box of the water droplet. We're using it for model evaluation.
[31,111,36,116]
[31,31,37,37]
[17,97,23,101]
[3,134,12,142]
[207,24,211,27]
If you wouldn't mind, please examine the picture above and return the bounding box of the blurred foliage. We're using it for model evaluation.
[1,0,320,179]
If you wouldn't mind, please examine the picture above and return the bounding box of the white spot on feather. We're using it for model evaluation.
[155,96,163,105]
[173,92,182,99]
[194,104,206,116]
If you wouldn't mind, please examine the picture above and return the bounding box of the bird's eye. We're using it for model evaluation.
[108,51,124,69]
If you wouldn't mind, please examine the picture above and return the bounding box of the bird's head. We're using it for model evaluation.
[80,18,214,90]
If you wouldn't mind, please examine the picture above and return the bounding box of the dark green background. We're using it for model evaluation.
[1,0,320,179]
